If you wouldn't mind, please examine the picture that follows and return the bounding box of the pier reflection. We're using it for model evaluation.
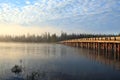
[78,48,120,70]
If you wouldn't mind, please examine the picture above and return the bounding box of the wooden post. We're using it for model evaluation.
[76,42,79,47]
[98,43,100,54]
[111,43,114,53]
[118,44,120,61]
[88,43,90,49]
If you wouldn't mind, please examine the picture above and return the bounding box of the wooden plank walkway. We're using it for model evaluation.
[60,36,120,54]
[61,36,120,43]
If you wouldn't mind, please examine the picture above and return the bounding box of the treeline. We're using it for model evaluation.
[0,32,119,43]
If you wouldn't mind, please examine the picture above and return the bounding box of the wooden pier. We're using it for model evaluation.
[60,36,120,53]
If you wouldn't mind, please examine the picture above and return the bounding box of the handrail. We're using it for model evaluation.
[61,36,120,43]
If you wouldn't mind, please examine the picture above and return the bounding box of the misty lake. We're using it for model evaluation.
[0,42,120,80]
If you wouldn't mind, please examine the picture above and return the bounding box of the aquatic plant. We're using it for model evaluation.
[11,65,22,74]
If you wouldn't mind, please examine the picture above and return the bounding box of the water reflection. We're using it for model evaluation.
[0,42,120,80]
[76,48,120,71]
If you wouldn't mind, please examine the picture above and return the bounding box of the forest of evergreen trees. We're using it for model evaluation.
[0,32,119,43]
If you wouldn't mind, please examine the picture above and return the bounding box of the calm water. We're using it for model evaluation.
[0,42,120,80]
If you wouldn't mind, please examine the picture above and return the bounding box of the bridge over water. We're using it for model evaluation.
[60,36,120,54]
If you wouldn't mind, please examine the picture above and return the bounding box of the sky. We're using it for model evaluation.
[0,0,120,35]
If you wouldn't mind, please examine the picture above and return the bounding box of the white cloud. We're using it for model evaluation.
[0,0,119,27]
[25,0,31,5]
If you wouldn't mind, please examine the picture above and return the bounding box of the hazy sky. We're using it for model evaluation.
[0,0,120,35]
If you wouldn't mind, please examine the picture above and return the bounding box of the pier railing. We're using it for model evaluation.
[60,36,120,43]
[60,36,120,54]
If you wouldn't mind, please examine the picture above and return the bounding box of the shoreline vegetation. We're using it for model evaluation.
[0,32,119,43]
